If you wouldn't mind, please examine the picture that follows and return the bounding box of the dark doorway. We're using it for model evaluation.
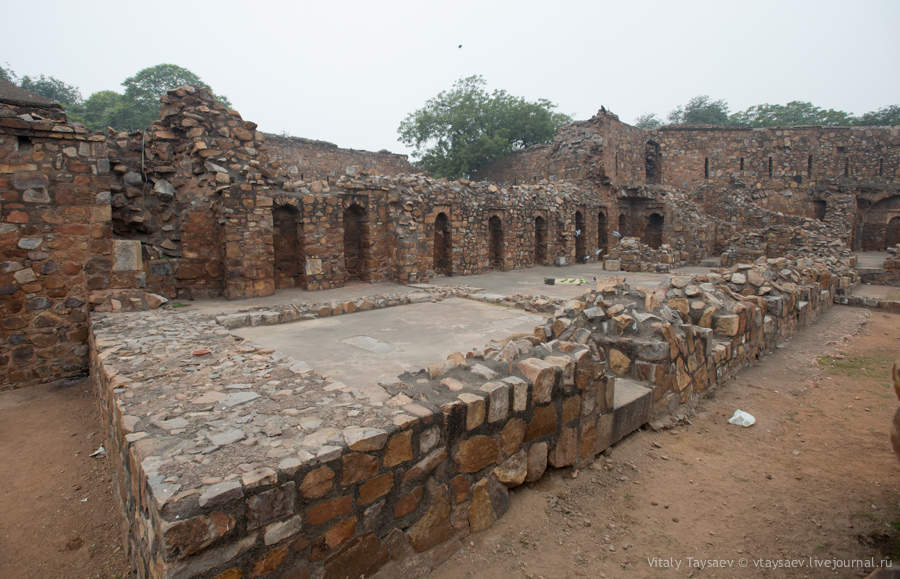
[813,200,827,220]
[433,212,451,275]
[489,215,503,270]
[273,205,305,289]
[646,213,664,249]
[645,141,661,184]
[618,213,629,239]
[343,203,368,281]
[598,211,608,254]
[534,216,547,264]
[575,210,586,262]
[887,217,900,248]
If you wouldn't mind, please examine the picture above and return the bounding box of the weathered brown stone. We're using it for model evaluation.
[341,453,378,486]
[468,478,494,532]
[251,545,289,578]
[493,450,527,487]
[358,472,393,505]
[394,486,423,518]
[322,533,389,579]
[300,466,334,499]
[524,404,557,442]
[499,417,526,456]
[406,486,453,552]
[383,430,413,467]
[454,435,499,473]
[163,511,235,559]
[324,517,356,549]
[526,442,549,482]
[548,426,577,468]
[517,358,557,403]
[305,495,353,526]
[457,392,486,430]
[609,348,631,375]
[450,475,470,504]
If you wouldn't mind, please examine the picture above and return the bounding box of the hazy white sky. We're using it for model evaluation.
[2,0,898,156]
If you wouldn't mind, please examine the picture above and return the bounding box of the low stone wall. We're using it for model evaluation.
[532,256,856,415]
[90,296,649,578]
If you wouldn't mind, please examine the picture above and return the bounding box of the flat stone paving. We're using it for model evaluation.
[182,262,712,318]
[234,298,545,390]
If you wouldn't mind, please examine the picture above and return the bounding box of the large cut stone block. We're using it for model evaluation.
[611,378,652,444]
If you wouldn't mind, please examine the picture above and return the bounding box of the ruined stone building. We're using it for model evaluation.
[5,79,900,578]
[1,80,899,389]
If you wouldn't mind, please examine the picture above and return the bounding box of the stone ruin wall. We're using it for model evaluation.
[264,134,413,181]
[3,85,899,391]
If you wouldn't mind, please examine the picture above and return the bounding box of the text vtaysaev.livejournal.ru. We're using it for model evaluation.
[647,556,894,571]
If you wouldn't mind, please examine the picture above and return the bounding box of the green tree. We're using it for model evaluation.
[69,90,137,130]
[855,105,900,126]
[730,101,853,127]
[398,75,570,179]
[19,74,82,106]
[634,113,662,129]
[121,63,231,128]
[0,64,15,83]
[668,95,732,125]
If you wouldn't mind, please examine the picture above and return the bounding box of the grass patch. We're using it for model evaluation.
[169,302,189,309]
[817,354,894,380]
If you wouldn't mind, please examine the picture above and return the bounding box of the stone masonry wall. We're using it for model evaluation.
[0,105,116,389]
[90,297,618,578]
[264,134,413,181]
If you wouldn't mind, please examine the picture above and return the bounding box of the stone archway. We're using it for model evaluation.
[534,216,548,265]
[273,204,305,289]
[575,210,586,263]
[860,195,900,250]
[646,213,664,249]
[433,212,452,275]
[598,210,608,254]
[888,216,900,248]
[489,216,504,270]
[343,203,368,281]
[618,213,629,239]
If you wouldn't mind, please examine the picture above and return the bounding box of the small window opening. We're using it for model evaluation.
[768,157,773,177]
[704,157,709,179]
[615,152,619,176]
[16,135,33,153]
[844,160,849,177]
[739,157,744,171]
[879,158,884,177]
[807,154,813,178]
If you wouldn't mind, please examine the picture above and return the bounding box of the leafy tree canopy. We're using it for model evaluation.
[0,64,15,83]
[634,113,662,129]
[398,75,570,179]
[731,101,853,127]
[668,95,732,125]
[637,96,899,129]
[19,74,82,106]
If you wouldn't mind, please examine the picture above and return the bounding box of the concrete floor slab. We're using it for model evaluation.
[234,297,544,390]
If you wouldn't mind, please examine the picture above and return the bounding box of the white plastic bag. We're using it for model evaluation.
[727,409,756,427]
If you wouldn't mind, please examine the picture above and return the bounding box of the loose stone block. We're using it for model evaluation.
[479,381,509,423]
[457,392,486,430]
[526,442,549,482]
[517,358,557,404]
[493,450,527,487]
[502,376,528,412]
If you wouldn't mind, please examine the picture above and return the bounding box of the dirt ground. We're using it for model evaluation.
[0,378,131,578]
[434,307,900,579]
[0,307,897,579]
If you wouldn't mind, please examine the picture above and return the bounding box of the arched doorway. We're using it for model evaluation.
[534,216,547,265]
[433,212,451,275]
[273,204,305,289]
[598,210,608,254]
[575,210,586,262]
[860,195,900,250]
[887,217,900,248]
[343,203,368,281]
[646,213,664,249]
[618,213,629,239]
[489,216,503,270]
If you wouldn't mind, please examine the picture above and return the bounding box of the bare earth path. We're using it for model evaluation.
[433,307,900,579]
[0,307,896,578]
